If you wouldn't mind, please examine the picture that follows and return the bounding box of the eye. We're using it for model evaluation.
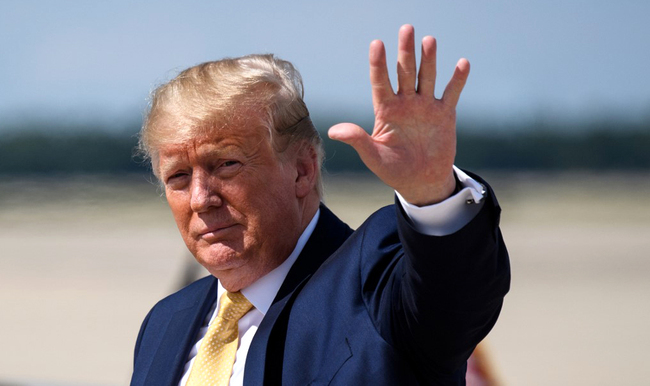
[222,160,239,167]
[165,171,190,188]
[167,171,188,180]
[216,159,242,177]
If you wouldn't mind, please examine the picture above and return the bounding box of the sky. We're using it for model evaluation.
[1,0,649,132]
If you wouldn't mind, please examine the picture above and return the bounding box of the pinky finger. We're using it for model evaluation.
[442,58,470,107]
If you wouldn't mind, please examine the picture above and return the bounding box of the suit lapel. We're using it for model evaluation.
[244,204,353,385]
[144,277,218,386]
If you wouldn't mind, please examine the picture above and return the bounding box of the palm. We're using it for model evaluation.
[329,25,469,206]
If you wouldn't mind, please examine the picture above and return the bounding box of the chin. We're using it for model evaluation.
[194,245,248,274]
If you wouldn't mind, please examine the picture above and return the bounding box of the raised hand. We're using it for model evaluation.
[328,24,470,206]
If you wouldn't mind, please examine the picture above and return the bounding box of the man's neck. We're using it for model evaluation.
[221,208,321,313]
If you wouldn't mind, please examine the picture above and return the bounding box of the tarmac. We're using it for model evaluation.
[1,172,648,385]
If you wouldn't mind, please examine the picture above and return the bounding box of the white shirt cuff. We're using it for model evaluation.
[396,166,486,236]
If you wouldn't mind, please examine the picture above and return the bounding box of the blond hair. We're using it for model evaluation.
[138,54,323,193]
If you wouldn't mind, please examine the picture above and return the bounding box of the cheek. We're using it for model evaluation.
[234,185,289,231]
[166,194,192,232]
[256,185,299,230]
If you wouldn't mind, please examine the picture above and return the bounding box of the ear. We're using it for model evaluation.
[294,144,319,199]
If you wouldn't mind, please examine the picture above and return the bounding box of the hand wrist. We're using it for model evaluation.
[397,171,456,207]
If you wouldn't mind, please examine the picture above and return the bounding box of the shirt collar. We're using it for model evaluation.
[217,208,320,315]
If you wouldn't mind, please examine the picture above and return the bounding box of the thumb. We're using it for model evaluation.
[328,123,376,159]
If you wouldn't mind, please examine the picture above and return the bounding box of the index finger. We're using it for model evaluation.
[369,39,394,106]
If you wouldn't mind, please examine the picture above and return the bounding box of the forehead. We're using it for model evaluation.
[157,122,273,165]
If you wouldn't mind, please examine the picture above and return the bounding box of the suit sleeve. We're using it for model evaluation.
[369,173,510,379]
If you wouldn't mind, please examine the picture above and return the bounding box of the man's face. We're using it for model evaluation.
[158,121,305,290]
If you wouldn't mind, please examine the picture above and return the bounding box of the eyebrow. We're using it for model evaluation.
[196,144,229,158]
[158,142,246,178]
[158,157,186,179]
[195,141,250,161]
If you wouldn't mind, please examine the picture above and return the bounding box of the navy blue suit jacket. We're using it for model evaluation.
[131,176,510,385]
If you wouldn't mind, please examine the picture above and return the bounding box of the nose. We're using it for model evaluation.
[189,171,223,213]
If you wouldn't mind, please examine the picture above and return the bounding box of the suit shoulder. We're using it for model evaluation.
[358,204,397,231]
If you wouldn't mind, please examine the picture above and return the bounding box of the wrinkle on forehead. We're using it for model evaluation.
[157,123,278,178]
[153,111,273,175]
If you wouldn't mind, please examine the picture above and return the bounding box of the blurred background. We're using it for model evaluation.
[1,1,649,385]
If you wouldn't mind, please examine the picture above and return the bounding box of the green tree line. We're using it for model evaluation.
[1,120,649,175]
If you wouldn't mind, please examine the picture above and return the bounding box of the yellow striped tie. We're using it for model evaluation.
[186,291,253,386]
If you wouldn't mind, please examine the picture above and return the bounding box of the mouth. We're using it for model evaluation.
[197,224,239,242]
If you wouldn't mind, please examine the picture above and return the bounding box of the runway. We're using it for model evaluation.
[1,172,648,385]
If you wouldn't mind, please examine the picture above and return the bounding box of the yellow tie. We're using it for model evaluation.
[186,291,253,386]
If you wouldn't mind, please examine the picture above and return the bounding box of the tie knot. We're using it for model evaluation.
[217,291,253,321]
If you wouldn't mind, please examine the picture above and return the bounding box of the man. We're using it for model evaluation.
[131,25,510,385]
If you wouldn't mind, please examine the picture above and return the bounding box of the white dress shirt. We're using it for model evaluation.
[178,167,485,386]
